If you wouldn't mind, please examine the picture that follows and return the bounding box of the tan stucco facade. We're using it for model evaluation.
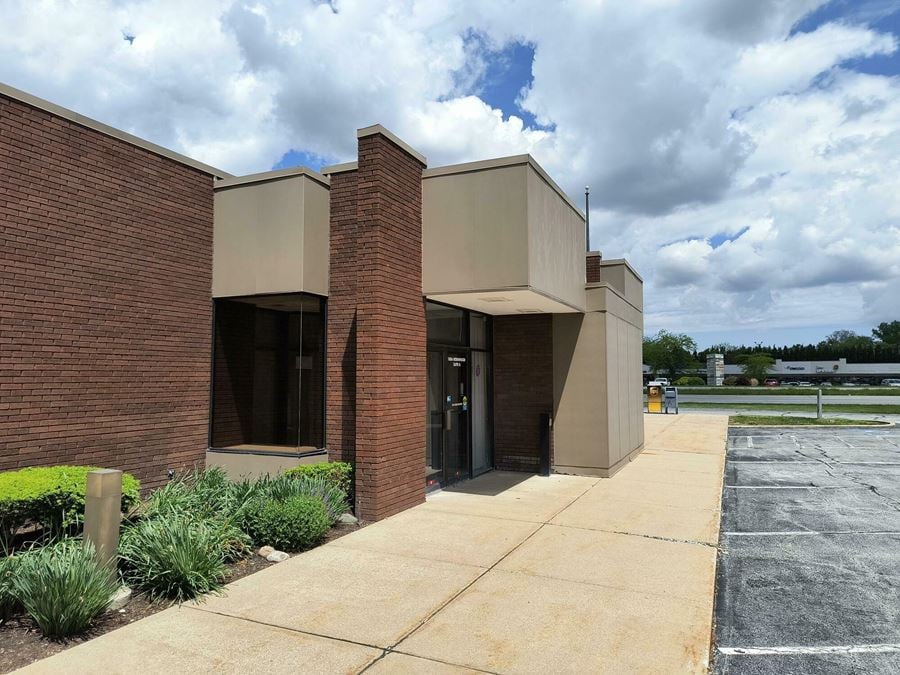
[422,156,586,314]
[552,261,644,477]
[212,170,330,298]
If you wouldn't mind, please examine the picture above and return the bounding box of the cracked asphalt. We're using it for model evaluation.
[713,426,900,674]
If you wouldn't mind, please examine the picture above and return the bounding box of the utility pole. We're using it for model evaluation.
[585,186,590,251]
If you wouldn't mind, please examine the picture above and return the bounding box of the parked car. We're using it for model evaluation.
[881,379,900,387]
[764,378,779,387]
[796,381,813,387]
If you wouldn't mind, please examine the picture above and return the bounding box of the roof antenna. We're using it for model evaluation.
[585,186,590,251]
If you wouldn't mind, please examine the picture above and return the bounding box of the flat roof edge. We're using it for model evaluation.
[357,124,427,165]
[321,161,358,175]
[424,154,584,221]
[0,82,233,178]
[215,166,330,190]
[585,282,643,315]
[599,258,644,283]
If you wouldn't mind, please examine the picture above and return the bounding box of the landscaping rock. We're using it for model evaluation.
[266,551,290,562]
[339,513,358,525]
[257,546,275,558]
[106,586,132,612]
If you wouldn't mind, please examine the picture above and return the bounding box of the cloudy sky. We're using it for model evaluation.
[2,0,899,348]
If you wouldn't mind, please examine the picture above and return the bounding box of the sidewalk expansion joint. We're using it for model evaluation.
[551,522,719,548]
[184,605,384,652]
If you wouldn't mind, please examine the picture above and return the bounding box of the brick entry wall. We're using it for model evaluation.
[493,315,554,471]
[0,95,216,490]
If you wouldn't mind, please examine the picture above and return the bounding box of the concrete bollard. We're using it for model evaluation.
[84,469,123,572]
[817,389,823,420]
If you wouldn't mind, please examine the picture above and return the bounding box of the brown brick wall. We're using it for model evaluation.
[354,133,426,521]
[586,252,602,283]
[0,94,215,490]
[493,315,554,472]
[325,170,358,465]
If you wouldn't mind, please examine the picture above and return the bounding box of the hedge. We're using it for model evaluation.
[674,376,706,386]
[283,462,352,497]
[0,466,140,543]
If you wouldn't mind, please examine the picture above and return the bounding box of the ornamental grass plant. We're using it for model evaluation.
[119,515,240,603]
[11,540,117,638]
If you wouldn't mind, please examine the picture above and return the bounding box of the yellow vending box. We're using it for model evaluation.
[647,385,663,413]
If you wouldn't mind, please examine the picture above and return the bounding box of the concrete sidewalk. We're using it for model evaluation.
[20,414,728,675]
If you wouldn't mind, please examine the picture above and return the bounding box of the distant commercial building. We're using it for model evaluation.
[721,359,900,384]
[643,357,900,386]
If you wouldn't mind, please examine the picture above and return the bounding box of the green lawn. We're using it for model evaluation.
[676,386,900,396]
[729,415,885,426]
[681,402,900,414]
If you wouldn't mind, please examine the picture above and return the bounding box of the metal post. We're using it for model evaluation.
[584,186,590,251]
[84,469,123,573]
[817,388,823,420]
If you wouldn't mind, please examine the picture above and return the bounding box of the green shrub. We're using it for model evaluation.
[12,540,117,638]
[674,376,706,386]
[283,462,352,497]
[722,376,740,386]
[242,495,330,552]
[0,554,19,622]
[0,466,140,546]
[119,515,236,602]
[250,475,349,525]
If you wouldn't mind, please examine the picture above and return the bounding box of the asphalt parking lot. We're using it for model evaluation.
[714,426,900,674]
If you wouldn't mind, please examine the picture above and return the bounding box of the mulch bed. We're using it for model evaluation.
[0,521,363,673]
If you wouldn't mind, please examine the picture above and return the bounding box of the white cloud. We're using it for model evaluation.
[1,0,899,341]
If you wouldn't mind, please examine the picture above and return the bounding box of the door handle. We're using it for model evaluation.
[444,409,453,431]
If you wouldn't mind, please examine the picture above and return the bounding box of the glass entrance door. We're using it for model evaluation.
[443,350,469,484]
[425,349,470,487]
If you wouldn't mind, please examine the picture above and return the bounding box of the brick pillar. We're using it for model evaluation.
[354,129,427,521]
[586,251,603,283]
[325,169,359,464]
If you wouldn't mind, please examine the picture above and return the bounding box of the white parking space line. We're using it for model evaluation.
[724,530,900,536]
[719,644,900,656]
[724,485,849,489]
[728,460,900,465]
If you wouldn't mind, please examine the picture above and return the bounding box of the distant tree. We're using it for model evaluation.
[734,353,775,384]
[643,330,699,382]
[873,321,900,346]
[706,342,738,354]
[820,329,874,350]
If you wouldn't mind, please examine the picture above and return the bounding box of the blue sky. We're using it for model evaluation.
[264,1,900,349]
[3,0,898,351]
[274,37,544,172]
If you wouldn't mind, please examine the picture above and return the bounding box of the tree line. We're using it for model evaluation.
[699,322,900,364]
[643,321,900,381]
